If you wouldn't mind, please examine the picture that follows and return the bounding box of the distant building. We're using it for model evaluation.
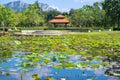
[50,15,69,27]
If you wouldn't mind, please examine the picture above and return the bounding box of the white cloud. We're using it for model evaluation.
[61,8,70,12]
[49,5,60,10]
[74,0,101,3]
[49,5,69,12]
[74,0,86,3]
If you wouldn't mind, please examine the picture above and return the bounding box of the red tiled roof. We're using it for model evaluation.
[50,19,69,23]
[50,15,69,23]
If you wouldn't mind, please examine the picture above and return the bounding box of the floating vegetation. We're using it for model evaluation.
[32,74,41,80]
[0,32,120,79]
[4,72,10,76]
[14,40,21,45]
[45,77,55,80]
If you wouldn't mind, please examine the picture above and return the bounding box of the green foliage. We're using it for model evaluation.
[113,73,120,77]
[77,62,88,68]
[0,2,45,28]
[18,26,47,30]
[65,62,76,68]
[70,3,105,27]
[0,5,16,28]
[0,32,120,70]
[44,10,61,23]
[14,40,21,45]
[45,77,55,80]
[32,74,41,80]
[103,0,120,28]
[0,32,120,80]
[59,54,67,59]
[53,65,63,69]
[51,56,57,62]
[90,64,99,68]
[0,0,119,29]
[23,2,44,27]
[5,72,10,76]
[44,59,51,64]
[46,27,91,30]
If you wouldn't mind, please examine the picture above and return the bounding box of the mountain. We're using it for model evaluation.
[4,1,29,11]
[4,1,57,11]
[38,3,57,11]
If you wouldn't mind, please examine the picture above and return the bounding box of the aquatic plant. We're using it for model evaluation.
[0,32,120,78]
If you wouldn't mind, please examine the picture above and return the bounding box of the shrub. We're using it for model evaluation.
[113,28,120,31]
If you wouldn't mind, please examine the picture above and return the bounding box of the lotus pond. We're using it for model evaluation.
[0,31,120,80]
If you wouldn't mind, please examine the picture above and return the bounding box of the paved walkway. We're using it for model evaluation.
[14,30,68,36]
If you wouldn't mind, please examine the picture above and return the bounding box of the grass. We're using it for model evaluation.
[17,26,47,30]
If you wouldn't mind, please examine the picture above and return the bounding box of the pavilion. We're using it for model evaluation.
[50,15,69,27]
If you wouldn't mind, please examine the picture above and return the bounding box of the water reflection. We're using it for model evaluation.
[0,53,119,80]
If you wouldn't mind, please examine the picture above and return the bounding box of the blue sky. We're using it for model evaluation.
[0,0,103,11]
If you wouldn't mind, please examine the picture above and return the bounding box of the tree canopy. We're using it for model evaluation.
[0,0,120,29]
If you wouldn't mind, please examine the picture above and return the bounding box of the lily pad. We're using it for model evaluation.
[45,77,55,80]
[113,73,120,77]
[65,62,76,68]
[59,54,67,59]
[77,62,88,68]
[44,59,51,64]
[14,40,21,45]
[32,74,41,80]
[5,72,10,76]
[53,65,63,69]
[77,63,82,68]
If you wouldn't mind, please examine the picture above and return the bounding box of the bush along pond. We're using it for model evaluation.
[0,32,120,80]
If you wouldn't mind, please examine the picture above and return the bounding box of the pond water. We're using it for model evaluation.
[0,53,119,80]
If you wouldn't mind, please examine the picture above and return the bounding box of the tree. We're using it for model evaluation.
[69,9,75,16]
[23,1,44,27]
[92,2,105,27]
[70,2,105,28]
[0,5,16,31]
[103,0,120,28]
[45,10,61,23]
[70,5,94,27]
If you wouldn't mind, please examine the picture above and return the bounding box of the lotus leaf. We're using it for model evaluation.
[14,40,21,45]
[23,62,33,68]
[45,77,55,80]
[80,51,87,55]
[53,65,63,69]
[77,62,88,68]
[90,64,99,68]
[65,62,76,68]
[59,54,67,59]
[32,58,39,63]
[5,72,10,76]
[77,63,82,68]
[44,59,51,64]
[32,74,41,80]
[113,73,120,77]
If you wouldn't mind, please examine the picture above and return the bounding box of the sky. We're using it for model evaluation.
[0,0,103,12]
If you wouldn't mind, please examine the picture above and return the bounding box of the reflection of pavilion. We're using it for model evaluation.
[50,15,69,27]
